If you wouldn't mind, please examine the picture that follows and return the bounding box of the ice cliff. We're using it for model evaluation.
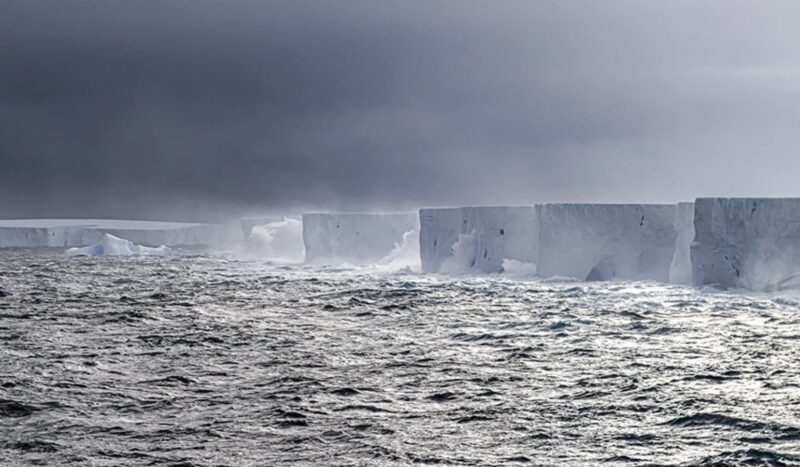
[419,206,538,273]
[669,202,695,285]
[691,198,800,291]
[536,204,677,282]
[0,219,218,248]
[302,213,418,265]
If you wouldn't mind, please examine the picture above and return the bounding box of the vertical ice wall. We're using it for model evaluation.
[302,212,419,265]
[691,198,800,291]
[0,224,89,248]
[668,202,695,284]
[419,208,464,273]
[0,220,219,248]
[536,204,677,282]
[418,206,538,273]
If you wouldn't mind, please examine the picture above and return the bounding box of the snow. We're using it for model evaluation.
[302,213,419,265]
[0,219,218,248]
[669,202,695,284]
[65,234,171,256]
[419,206,538,273]
[691,198,800,291]
[536,204,677,282]
[247,217,305,262]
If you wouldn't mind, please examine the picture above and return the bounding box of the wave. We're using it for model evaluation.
[371,227,421,273]
[440,233,477,274]
[247,217,304,263]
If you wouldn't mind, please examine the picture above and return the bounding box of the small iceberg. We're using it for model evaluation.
[65,234,171,257]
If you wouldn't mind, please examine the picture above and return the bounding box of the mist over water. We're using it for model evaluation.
[2,248,800,465]
[247,218,305,263]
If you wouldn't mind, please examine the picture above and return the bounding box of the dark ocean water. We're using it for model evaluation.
[1,249,800,466]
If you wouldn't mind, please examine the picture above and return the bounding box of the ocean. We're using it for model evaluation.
[1,248,799,465]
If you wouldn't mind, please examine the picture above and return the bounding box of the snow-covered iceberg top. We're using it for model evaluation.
[65,234,171,257]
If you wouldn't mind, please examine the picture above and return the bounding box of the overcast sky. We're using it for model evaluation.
[2,1,800,221]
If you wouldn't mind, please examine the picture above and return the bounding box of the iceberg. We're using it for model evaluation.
[302,212,419,265]
[0,219,218,248]
[691,198,800,291]
[419,206,538,273]
[536,204,677,282]
[65,234,171,256]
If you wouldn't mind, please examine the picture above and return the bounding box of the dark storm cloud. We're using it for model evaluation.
[2,1,800,220]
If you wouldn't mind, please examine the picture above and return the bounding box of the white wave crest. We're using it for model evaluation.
[248,218,305,263]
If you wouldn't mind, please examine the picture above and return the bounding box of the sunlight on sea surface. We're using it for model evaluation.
[1,248,800,465]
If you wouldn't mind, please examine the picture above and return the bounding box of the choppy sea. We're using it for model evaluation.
[1,248,800,466]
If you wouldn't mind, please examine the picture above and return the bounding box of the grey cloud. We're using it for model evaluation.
[1,1,800,221]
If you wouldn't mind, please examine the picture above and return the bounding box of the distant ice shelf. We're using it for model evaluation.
[0,219,219,248]
[302,212,418,265]
[66,234,171,256]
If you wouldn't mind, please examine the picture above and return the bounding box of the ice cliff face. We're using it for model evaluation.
[691,198,800,291]
[0,223,89,248]
[536,204,677,282]
[419,206,538,273]
[0,220,218,248]
[669,202,695,285]
[302,213,418,265]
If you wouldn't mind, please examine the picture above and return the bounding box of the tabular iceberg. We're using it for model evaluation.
[419,206,538,273]
[65,234,171,256]
[536,204,677,282]
[691,198,800,291]
[302,213,418,265]
[0,219,219,248]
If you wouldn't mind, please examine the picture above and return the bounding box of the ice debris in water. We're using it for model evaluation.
[65,234,171,257]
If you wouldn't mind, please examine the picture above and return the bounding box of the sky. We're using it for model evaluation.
[2,1,800,221]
